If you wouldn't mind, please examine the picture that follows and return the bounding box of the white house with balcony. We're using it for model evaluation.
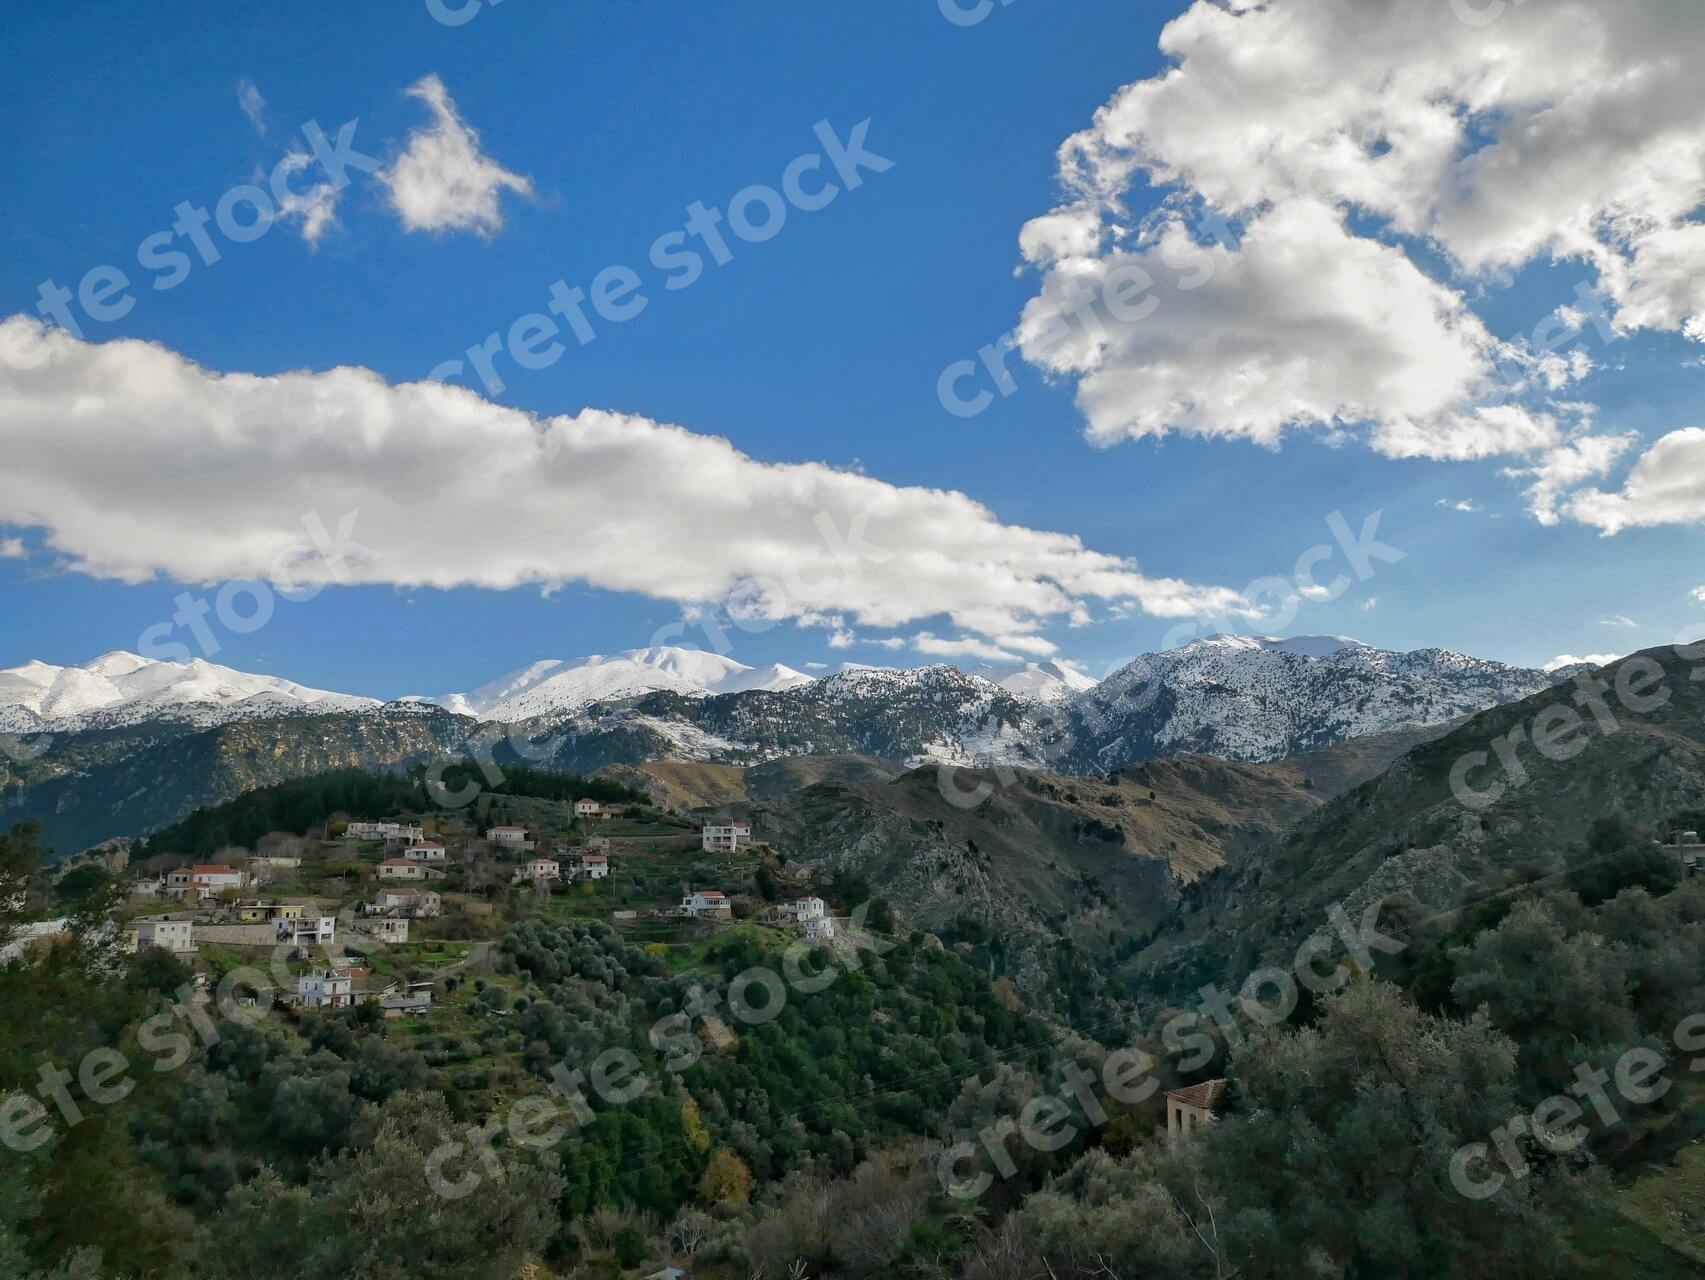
[402,842,447,863]
[681,890,732,919]
[297,968,355,1009]
[574,853,610,880]
[166,864,247,900]
[276,915,336,947]
[701,824,752,854]
[134,918,196,955]
[369,887,442,919]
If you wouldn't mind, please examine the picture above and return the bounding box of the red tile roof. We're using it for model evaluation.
[1165,1079,1230,1111]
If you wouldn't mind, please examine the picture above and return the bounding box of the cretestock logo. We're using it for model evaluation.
[938,897,1409,1199]
[1450,1011,1705,1200]
[1448,656,1676,815]
[429,119,895,397]
[137,511,378,662]
[17,121,373,360]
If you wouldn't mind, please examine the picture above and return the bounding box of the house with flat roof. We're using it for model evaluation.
[297,968,355,1009]
[369,888,441,918]
[701,824,752,854]
[681,890,732,919]
[134,918,196,955]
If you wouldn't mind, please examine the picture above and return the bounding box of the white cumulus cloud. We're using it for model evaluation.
[378,74,534,237]
[1564,429,1705,534]
[272,151,340,247]
[0,318,1253,649]
[1017,0,1705,472]
[1544,654,1621,673]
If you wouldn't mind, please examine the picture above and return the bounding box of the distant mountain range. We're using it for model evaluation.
[0,636,1582,852]
[0,637,1576,740]
[0,651,379,732]
[0,646,1093,731]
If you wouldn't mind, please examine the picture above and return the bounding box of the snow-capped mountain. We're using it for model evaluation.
[0,652,380,731]
[3,636,1567,782]
[1059,634,1560,767]
[585,635,1560,771]
[433,646,815,720]
[993,660,1101,702]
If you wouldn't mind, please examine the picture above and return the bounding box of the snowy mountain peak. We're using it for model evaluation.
[971,659,1101,702]
[1079,635,1559,765]
[1187,634,1368,659]
[0,654,381,731]
[435,645,816,721]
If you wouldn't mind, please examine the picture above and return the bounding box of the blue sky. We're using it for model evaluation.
[1,0,1701,698]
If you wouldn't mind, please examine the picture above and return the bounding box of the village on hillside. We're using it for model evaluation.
[18,788,862,1051]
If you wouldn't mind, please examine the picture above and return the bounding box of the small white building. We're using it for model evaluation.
[575,853,610,880]
[791,897,827,922]
[167,864,248,900]
[1165,1080,1229,1145]
[381,992,433,1018]
[356,917,409,944]
[513,858,561,884]
[346,821,413,841]
[486,825,530,848]
[277,915,336,947]
[370,888,442,919]
[681,890,732,919]
[0,919,70,964]
[378,859,425,881]
[297,968,355,1009]
[249,854,303,871]
[402,843,447,863]
[803,916,836,940]
[702,824,752,854]
[134,918,196,955]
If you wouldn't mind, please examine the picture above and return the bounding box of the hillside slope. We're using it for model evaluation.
[595,754,904,811]
[0,709,471,855]
[1132,645,1705,1004]
[748,725,1435,1011]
